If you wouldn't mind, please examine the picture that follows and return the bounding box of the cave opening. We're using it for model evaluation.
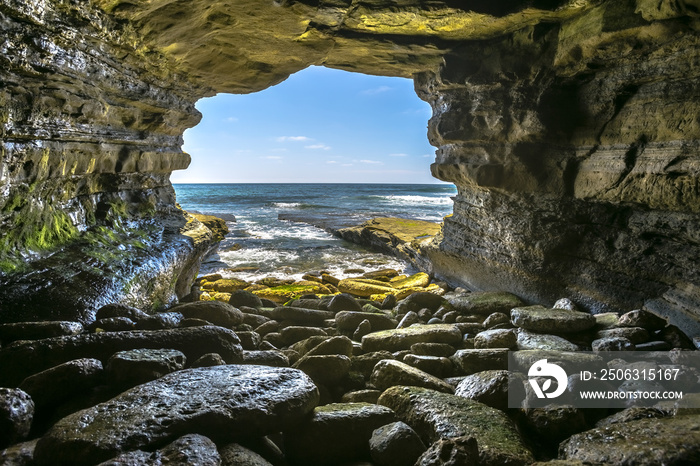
[171,66,456,283]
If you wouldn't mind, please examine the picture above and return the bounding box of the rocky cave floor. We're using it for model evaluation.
[2,264,700,466]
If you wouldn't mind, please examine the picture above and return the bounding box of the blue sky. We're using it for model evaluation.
[172,66,443,184]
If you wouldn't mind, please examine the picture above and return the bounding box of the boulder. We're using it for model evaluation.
[0,326,243,386]
[0,439,38,466]
[474,328,517,349]
[201,278,249,294]
[0,321,83,345]
[516,329,580,351]
[592,336,635,351]
[106,348,186,387]
[398,292,447,313]
[370,421,427,466]
[342,389,382,404]
[280,326,327,346]
[0,388,34,449]
[19,358,103,409]
[269,307,335,326]
[98,433,221,465]
[34,365,320,465]
[362,324,462,352]
[173,300,244,327]
[450,349,509,375]
[410,343,457,358]
[391,273,431,289]
[190,353,226,368]
[560,415,700,464]
[446,292,523,315]
[242,350,289,367]
[306,335,353,357]
[293,354,351,386]
[402,354,453,378]
[378,386,533,466]
[618,309,667,331]
[370,360,454,394]
[482,312,510,329]
[88,317,136,332]
[351,351,395,378]
[338,278,397,298]
[415,436,479,466]
[219,443,274,466]
[594,327,649,344]
[510,306,596,333]
[454,370,510,411]
[228,289,264,309]
[284,402,396,465]
[327,293,362,313]
[336,311,396,332]
[254,283,331,303]
[133,312,183,330]
[397,311,420,329]
[95,303,150,322]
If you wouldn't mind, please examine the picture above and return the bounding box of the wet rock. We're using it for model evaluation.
[190,352,226,367]
[351,351,395,378]
[280,326,327,346]
[34,365,319,465]
[512,350,603,373]
[399,292,446,313]
[99,433,221,465]
[236,330,261,350]
[370,360,454,393]
[594,327,649,344]
[306,335,353,357]
[511,306,596,334]
[353,319,373,341]
[636,341,672,350]
[0,388,34,448]
[228,289,264,309]
[482,312,510,329]
[362,324,462,352]
[445,291,523,315]
[106,348,186,387]
[327,293,363,313]
[454,370,510,411]
[553,298,578,312]
[592,336,635,351]
[19,358,103,409]
[516,329,580,351]
[255,320,280,336]
[290,335,329,356]
[402,354,453,378]
[95,304,150,322]
[201,278,249,294]
[242,312,271,328]
[243,350,289,367]
[410,343,456,358]
[450,349,508,375]
[378,386,533,466]
[134,312,183,330]
[397,311,420,329]
[593,312,620,329]
[88,317,136,332]
[0,326,243,388]
[0,439,38,466]
[415,436,479,466]
[523,406,588,449]
[337,311,396,333]
[269,307,335,326]
[0,322,84,345]
[595,406,667,427]
[173,300,244,328]
[474,328,516,349]
[219,443,273,466]
[560,415,700,465]
[284,402,396,466]
[293,354,351,386]
[370,421,426,466]
[342,389,382,404]
[618,309,667,331]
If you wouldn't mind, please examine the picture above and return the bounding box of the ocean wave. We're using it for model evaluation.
[266,202,330,210]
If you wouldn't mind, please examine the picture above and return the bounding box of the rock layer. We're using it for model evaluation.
[0,0,699,331]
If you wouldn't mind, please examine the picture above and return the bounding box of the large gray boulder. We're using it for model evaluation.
[18,358,103,409]
[34,365,319,466]
[284,402,396,466]
[362,324,462,352]
[510,306,596,334]
[560,415,700,464]
[378,386,533,466]
[0,388,34,449]
[0,326,243,386]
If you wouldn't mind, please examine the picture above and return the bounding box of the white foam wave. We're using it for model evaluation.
[382,195,453,205]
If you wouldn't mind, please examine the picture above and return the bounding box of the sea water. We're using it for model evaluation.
[173,183,456,281]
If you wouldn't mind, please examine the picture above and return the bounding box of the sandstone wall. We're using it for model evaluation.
[1,0,699,330]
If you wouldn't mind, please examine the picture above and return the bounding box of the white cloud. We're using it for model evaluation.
[306,144,331,150]
[326,160,338,164]
[360,159,384,165]
[360,86,392,96]
[276,136,312,142]
[262,155,283,160]
[225,117,239,122]
[270,148,288,152]
[342,163,354,167]
[389,153,408,157]
[422,154,433,158]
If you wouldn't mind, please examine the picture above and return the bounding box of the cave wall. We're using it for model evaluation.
[1,0,699,330]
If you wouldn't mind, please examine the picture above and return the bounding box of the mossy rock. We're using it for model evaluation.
[338,278,396,298]
[201,278,250,294]
[253,282,332,304]
[190,213,229,241]
[391,272,430,290]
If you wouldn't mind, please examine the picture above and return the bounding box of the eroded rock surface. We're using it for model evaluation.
[34,365,319,466]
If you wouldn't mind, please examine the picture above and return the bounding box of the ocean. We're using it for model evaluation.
[173,183,456,282]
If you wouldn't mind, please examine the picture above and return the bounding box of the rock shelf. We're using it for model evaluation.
[2,273,700,465]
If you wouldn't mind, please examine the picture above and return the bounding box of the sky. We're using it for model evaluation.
[171,66,444,184]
